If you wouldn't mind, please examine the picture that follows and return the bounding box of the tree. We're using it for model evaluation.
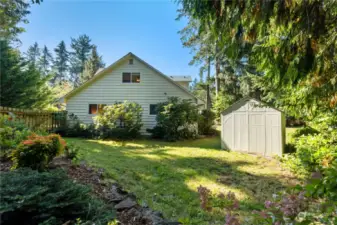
[38,45,53,76]
[81,45,105,83]
[69,34,93,87]
[178,0,337,113]
[0,41,52,109]
[25,42,40,66]
[53,41,69,85]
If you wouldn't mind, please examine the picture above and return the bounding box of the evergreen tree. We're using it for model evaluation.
[81,45,105,83]
[69,34,93,87]
[25,42,40,66]
[0,41,52,109]
[38,45,53,76]
[0,0,39,41]
[53,41,69,85]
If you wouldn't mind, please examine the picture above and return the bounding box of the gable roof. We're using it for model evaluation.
[221,96,283,115]
[63,52,199,102]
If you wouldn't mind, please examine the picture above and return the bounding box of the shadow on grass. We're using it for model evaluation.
[66,138,294,224]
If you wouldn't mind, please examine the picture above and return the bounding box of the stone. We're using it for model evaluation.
[114,197,137,210]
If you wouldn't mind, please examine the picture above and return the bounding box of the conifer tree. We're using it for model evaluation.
[38,45,53,76]
[25,42,40,66]
[53,41,69,85]
[81,45,105,83]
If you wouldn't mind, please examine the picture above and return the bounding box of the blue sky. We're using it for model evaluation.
[19,0,200,79]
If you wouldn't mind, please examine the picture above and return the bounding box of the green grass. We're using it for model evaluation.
[66,136,297,224]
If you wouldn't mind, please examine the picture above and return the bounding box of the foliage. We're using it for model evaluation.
[94,101,143,139]
[25,42,40,66]
[0,115,31,159]
[53,40,70,85]
[69,34,93,87]
[0,168,115,225]
[0,0,40,41]
[64,143,80,160]
[147,97,199,141]
[212,93,237,120]
[82,45,105,83]
[0,41,52,109]
[291,126,319,139]
[197,109,215,135]
[39,45,53,76]
[11,133,66,170]
[178,0,337,113]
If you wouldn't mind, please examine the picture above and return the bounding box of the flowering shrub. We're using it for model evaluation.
[94,101,143,139]
[11,134,66,170]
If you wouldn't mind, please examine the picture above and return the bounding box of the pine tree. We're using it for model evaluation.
[0,41,52,109]
[53,41,69,85]
[81,45,105,83]
[38,45,53,76]
[25,42,40,66]
[69,34,93,87]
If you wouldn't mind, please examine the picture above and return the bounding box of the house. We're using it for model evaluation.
[62,52,203,133]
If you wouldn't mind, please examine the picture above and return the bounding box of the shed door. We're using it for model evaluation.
[249,113,266,155]
[233,113,248,151]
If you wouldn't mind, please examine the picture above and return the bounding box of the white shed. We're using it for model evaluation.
[221,97,285,157]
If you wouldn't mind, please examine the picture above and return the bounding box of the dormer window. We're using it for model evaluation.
[129,59,133,65]
[123,72,140,83]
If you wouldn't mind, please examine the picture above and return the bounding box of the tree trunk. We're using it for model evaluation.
[215,42,220,97]
[206,57,212,110]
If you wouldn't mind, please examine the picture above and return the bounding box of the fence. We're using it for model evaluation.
[0,106,67,131]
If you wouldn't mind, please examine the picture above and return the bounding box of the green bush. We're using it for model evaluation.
[11,134,66,170]
[198,109,216,135]
[147,97,199,141]
[94,101,143,139]
[0,115,31,159]
[0,168,115,225]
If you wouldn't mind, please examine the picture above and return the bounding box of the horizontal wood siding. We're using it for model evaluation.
[66,57,195,133]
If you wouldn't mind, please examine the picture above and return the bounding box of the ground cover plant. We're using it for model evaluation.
[0,168,116,225]
[66,136,298,224]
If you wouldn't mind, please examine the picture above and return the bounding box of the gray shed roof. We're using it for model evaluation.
[221,96,283,115]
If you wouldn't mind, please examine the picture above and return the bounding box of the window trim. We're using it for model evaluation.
[149,104,158,116]
[122,72,140,83]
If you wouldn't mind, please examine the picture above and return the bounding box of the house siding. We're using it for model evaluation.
[66,57,196,134]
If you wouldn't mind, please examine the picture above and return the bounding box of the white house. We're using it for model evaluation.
[62,52,203,133]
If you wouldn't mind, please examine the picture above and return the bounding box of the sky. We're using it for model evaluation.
[19,0,200,79]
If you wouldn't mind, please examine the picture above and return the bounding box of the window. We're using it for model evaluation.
[89,104,106,114]
[149,104,158,115]
[129,59,133,65]
[122,73,131,83]
[122,72,140,83]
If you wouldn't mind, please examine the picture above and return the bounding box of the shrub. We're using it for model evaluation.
[0,115,31,159]
[198,109,216,135]
[94,101,143,139]
[0,168,115,225]
[147,97,199,141]
[11,133,66,170]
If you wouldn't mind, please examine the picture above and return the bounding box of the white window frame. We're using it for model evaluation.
[122,72,140,83]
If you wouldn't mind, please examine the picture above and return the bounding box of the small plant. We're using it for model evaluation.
[64,143,80,160]
[11,133,66,170]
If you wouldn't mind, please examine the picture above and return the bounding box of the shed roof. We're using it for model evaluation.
[221,96,283,115]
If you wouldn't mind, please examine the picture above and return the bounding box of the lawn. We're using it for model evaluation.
[66,136,297,224]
